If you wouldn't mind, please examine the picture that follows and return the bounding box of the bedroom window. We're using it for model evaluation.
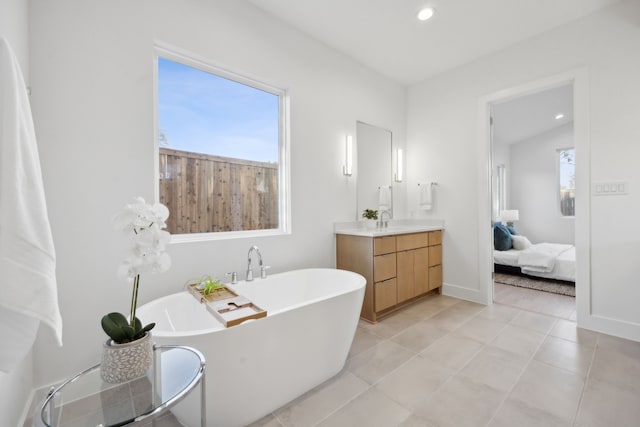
[156,50,289,240]
[558,148,575,217]
[495,164,506,214]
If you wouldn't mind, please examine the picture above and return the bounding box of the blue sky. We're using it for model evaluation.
[158,57,279,163]
[559,148,575,189]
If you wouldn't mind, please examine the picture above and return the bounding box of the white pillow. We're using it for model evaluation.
[511,235,532,250]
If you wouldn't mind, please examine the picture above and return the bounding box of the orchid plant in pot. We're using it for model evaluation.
[100,197,171,383]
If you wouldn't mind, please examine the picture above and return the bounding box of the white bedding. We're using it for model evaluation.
[494,243,576,282]
[518,243,572,273]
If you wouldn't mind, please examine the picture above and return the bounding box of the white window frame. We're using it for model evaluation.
[153,44,291,242]
[557,147,575,218]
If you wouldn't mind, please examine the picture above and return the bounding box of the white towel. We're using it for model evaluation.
[0,38,63,372]
[419,183,433,210]
[378,186,390,211]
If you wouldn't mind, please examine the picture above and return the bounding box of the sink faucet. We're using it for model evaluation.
[379,210,392,228]
[246,245,270,281]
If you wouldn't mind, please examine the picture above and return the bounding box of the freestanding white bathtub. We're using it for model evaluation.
[137,268,365,427]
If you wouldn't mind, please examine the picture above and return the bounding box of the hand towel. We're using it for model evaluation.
[378,186,391,211]
[0,38,63,372]
[419,183,433,210]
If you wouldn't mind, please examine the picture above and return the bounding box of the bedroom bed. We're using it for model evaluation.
[494,243,576,282]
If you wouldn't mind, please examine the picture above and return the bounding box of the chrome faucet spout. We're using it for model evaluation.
[246,245,263,281]
[379,210,392,228]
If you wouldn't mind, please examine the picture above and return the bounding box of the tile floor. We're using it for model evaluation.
[493,281,576,320]
[29,291,640,427]
[247,293,640,427]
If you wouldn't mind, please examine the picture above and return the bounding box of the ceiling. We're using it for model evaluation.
[491,84,574,145]
[247,0,620,85]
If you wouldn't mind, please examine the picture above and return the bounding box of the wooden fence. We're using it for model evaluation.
[159,148,279,234]
[560,189,575,217]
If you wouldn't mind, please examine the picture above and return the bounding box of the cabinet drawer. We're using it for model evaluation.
[396,232,428,251]
[429,265,443,290]
[374,236,396,255]
[428,230,442,246]
[428,245,442,267]
[374,253,396,282]
[375,278,397,311]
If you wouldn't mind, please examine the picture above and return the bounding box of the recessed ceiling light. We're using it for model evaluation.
[417,7,435,21]
[555,113,565,120]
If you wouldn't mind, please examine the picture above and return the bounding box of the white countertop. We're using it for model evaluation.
[334,219,445,237]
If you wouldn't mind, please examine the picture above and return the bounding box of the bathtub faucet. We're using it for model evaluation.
[246,245,270,281]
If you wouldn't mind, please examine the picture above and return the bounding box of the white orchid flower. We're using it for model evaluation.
[115,197,172,279]
[108,197,172,339]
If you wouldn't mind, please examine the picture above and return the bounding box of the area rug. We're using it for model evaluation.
[494,273,575,297]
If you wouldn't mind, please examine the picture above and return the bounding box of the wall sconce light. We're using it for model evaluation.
[395,148,403,182]
[343,134,353,176]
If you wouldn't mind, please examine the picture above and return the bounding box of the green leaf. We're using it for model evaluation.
[103,313,155,343]
[201,276,223,295]
[101,312,130,343]
[132,318,155,340]
[122,325,135,340]
[132,317,143,333]
[139,322,155,337]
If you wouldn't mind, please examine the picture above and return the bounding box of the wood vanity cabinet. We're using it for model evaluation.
[428,231,443,290]
[336,230,443,323]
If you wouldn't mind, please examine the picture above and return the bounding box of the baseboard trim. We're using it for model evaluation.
[21,383,56,427]
[580,313,640,343]
[19,387,36,427]
[442,282,487,305]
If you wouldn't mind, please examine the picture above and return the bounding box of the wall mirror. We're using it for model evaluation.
[356,121,393,220]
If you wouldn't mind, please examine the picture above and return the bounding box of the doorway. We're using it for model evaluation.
[476,68,590,326]
[489,84,576,319]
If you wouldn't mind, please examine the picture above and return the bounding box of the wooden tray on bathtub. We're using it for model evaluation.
[188,283,237,302]
[187,284,267,327]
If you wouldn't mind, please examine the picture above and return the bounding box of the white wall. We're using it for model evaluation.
[28,0,406,386]
[0,0,28,79]
[407,0,640,340]
[0,1,35,425]
[510,123,575,244]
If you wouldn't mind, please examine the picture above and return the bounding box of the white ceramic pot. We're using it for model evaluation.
[100,332,152,383]
[364,219,378,229]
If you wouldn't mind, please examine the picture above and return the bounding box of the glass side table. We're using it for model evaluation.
[35,345,206,427]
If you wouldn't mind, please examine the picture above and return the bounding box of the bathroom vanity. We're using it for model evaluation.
[335,223,443,323]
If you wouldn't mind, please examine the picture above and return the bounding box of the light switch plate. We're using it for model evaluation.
[593,182,628,195]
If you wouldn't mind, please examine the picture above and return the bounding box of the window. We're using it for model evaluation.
[156,50,289,239]
[495,164,506,215]
[558,148,575,217]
